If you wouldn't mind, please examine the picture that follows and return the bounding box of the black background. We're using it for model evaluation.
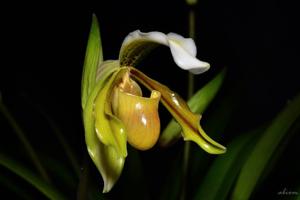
[1,0,299,199]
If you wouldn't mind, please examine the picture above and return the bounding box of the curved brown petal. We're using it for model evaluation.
[129,67,226,154]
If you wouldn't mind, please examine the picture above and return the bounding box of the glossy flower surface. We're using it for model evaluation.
[81,16,226,192]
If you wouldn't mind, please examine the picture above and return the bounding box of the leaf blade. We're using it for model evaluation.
[0,153,66,200]
[232,94,300,200]
[81,14,103,109]
[0,101,50,183]
[194,128,262,200]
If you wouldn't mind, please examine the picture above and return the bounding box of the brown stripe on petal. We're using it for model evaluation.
[129,67,226,154]
[120,41,158,67]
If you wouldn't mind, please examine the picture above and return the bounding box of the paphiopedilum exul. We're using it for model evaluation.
[81,15,226,192]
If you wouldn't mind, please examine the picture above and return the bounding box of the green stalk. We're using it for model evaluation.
[0,153,66,200]
[0,101,50,183]
[187,6,196,97]
[20,93,81,177]
[77,157,89,200]
[181,5,196,200]
[39,107,80,177]
[0,173,34,200]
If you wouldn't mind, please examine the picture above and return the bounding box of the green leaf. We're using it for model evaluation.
[159,68,226,147]
[41,155,77,190]
[159,153,182,200]
[16,94,81,178]
[296,185,300,200]
[0,153,66,200]
[194,128,263,200]
[81,14,103,109]
[41,111,80,177]
[257,116,300,186]
[232,94,300,200]
[0,173,34,200]
[0,101,50,183]
[188,73,244,195]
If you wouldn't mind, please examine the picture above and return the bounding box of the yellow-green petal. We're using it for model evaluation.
[84,113,124,193]
[94,68,129,158]
[160,68,226,147]
[130,67,226,154]
[82,61,121,193]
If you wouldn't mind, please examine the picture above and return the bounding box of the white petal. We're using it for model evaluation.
[122,30,168,46]
[167,32,197,57]
[119,30,210,74]
[168,39,210,74]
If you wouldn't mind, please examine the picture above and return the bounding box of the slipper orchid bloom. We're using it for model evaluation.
[81,16,226,193]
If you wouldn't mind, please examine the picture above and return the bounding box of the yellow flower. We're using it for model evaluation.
[81,16,226,193]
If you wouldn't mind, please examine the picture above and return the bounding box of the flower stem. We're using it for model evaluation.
[181,6,196,200]
[187,8,196,98]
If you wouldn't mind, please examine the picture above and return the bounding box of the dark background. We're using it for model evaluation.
[1,0,299,199]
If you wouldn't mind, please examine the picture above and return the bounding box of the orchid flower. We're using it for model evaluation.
[81,16,226,193]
